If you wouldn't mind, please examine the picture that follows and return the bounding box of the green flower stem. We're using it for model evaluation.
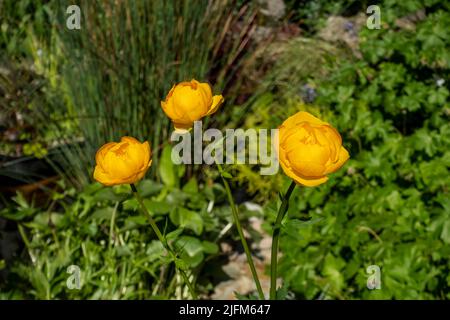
[130,183,198,299]
[216,163,265,300]
[270,181,296,300]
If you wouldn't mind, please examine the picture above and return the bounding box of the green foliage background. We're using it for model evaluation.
[1,0,449,299]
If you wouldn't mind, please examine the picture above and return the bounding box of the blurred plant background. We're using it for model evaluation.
[0,0,449,299]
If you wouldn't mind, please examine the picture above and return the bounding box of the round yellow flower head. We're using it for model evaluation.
[278,111,349,187]
[93,136,152,186]
[161,79,224,132]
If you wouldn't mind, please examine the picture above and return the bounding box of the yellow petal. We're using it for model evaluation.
[279,156,328,186]
[206,95,224,116]
[125,142,146,172]
[278,145,328,187]
[134,165,150,182]
[325,146,350,174]
[121,136,141,145]
[93,165,116,186]
[281,111,326,130]
[121,163,151,184]
[172,85,208,121]
[161,100,180,122]
[93,137,152,186]
[198,81,213,106]
[140,141,152,170]
[321,125,342,162]
[102,145,133,179]
[284,137,330,166]
[289,159,326,178]
[95,142,116,171]
[292,174,328,187]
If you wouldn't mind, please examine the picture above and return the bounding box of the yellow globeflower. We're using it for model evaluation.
[278,111,349,187]
[161,79,224,132]
[93,136,152,186]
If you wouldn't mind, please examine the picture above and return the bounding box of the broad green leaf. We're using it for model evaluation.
[137,179,164,197]
[159,144,177,187]
[166,228,184,241]
[182,177,198,193]
[170,208,203,235]
[221,171,232,179]
[90,207,114,221]
[175,236,203,257]
[201,241,219,254]
[144,199,171,215]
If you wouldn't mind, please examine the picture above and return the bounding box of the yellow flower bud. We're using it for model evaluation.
[278,111,349,187]
[161,79,224,132]
[93,136,152,186]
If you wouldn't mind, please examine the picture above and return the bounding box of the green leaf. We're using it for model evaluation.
[322,254,345,291]
[14,192,29,209]
[234,292,259,300]
[175,236,205,267]
[137,180,164,197]
[182,177,198,193]
[201,241,219,254]
[159,144,177,187]
[29,212,65,228]
[166,228,184,241]
[144,199,171,215]
[175,236,203,257]
[82,222,98,236]
[276,282,289,300]
[170,208,203,235]
[146,241,165,260]
[82,182,103,196]
[175,258,189,270]
[0,207,35,221]
[125,215,147,226]
[283,218,323,238]
[221,171,232,179]
[116,245,132,257]
[123,198,138,211]
[90,207,114,221]
[441,220,450,244]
